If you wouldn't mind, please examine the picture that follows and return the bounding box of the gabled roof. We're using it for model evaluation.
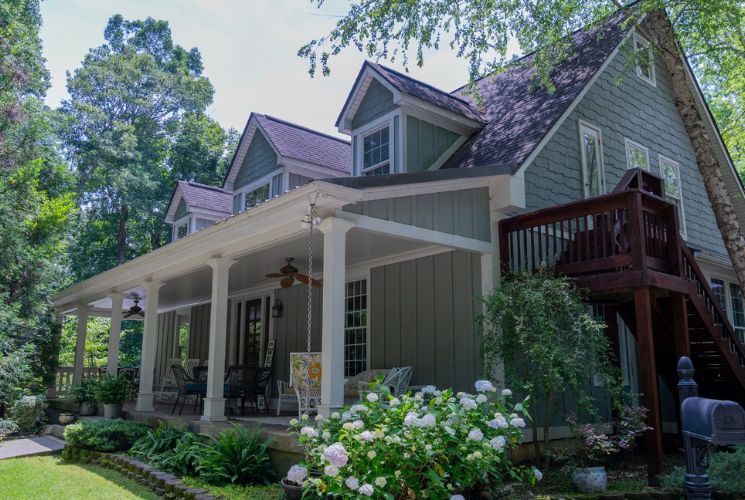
[442,11,629,172]
[165,180,232,223]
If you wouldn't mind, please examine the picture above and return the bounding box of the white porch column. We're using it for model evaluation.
[202,257,236,422]
[107,292,124,376]
[72,304,90,386]
[136,281,163,412]
[318,217,355,416]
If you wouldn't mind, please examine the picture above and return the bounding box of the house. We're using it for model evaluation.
[51,9,745,476]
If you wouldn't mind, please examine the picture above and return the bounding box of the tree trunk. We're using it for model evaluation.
[643,10,745,291]
[542,391,553,468]
[117,203,129,265]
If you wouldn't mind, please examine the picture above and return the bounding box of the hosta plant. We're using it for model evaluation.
[289,380,541,498]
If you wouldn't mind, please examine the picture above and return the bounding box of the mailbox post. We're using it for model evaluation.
[677,357,745,499]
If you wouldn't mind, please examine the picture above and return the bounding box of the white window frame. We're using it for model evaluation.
[708,274,745,343]
[343,278,369,377]
[625,138,651,171]
[578,120,606,198]
[173,215,191,241]
[353,110,399,176]
[234,168,283,213]
[634,33,656,87]
[659,154,687,239]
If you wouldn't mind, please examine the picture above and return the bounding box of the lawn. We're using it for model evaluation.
[0,455,159,499]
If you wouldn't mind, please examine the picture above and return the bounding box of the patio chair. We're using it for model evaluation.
[242,367,272,414]
[171,363,207,416]
[343,368,389,401]
[289,352,322,417]
[225,365,255,416]
[358,366,413,398]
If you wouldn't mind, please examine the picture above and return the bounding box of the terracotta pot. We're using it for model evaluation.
[79,402,96,416]
[59,414,74,425]
[572,466,608,493]
[103,403,123,419]
[280,477,303,499]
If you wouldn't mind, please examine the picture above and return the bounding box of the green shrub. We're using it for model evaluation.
[130,424,207,476]
[658,466,685,494]
[94,375,133,404]
[130,423,185,457]
[196,425,274,485]
[710,445,745,495]
[8,395,47,434]
[0,418,19,438]
[64,418,148,452]
[69,378,97,405]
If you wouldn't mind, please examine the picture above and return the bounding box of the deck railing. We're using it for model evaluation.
[499,189,679,277]
[46,366,103,399]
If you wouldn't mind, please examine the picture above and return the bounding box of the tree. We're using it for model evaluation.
[300,0,745,292]
[480,271,619,466]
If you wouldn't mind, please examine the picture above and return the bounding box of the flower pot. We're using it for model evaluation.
[572,466,608,493]
[79,402,96,416]
[280,478,303,500]
[59,414,74,425]
[103,403,123,419]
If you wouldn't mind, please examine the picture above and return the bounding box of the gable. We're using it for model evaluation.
[523,35,727,259]
[352,78,397,130]
[174,198,189,220]
[406,116,461,172]
[233,130,279,190]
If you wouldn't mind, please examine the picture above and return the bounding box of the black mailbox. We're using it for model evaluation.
[681,397,745,445]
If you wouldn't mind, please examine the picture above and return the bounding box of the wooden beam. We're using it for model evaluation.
[671,293,691,360]
[633,286,664,484]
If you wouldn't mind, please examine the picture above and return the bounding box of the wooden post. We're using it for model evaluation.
[634,286,664,483]
[671,293,691,360]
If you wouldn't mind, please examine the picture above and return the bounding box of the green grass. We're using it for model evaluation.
[182,477,283,500]
[0,455,159,499]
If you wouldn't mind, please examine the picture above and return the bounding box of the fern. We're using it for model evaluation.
[196,425,274,485]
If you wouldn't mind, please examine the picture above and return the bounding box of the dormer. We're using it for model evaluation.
[223,113,351,214]
[165,181,232,241]
[336,62,486,176]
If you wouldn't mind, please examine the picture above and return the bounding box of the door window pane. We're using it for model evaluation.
[579,122,604,197]
[711,278,728,314]
[730,283,745,343]
[344,279,368,377]
[660,157,686,236]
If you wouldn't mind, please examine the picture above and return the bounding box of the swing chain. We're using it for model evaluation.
[306,203,315,353]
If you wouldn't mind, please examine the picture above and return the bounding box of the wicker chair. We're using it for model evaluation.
[358,366,413,398]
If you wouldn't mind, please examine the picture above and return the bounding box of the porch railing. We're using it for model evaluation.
[499,189,679,277]
[46,366,103,399]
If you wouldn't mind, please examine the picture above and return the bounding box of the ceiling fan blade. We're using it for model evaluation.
[123,312,132,318]
[137,310,145,317]
[280,276,295,288]
[311,278,322,288]
[265,273,284,278]
[295,273,310,283]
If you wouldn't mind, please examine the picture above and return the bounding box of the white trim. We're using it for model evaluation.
[224,118,282,191]
[517,28,636,176]
[427,135,469,171]
[578,120,606,198]
[283,160,347,179]
[634,33,656,88]
[397,96,483,133]
[625,138,651,171]
[173,215,191,241]
[338,68,402,135]
[658,154,688,239]
[353,111,399,176]
[234,168,284,213]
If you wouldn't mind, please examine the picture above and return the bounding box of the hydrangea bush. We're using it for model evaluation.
[288,380,541,498]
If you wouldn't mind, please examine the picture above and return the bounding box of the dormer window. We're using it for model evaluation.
[362,126,391,176]
[245,184,270,210]
[175,219,190,240]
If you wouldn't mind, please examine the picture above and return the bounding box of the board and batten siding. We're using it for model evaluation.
[406,115,461,172]
[174,199,189,220]
[233,131,278,191]
[351,78,397,130]
[524,37,727,259]
[153,311,177,385]
[369,251,483,392]
[288,173,314,189]
[343,187,491,242]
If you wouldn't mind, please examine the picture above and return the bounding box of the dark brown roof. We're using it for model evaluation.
[177,180,232,214]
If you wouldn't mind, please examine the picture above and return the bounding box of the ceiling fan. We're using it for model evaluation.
[123,295,145,318]
[266,257,321,289]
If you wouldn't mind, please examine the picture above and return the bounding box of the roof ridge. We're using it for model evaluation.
[370,61,478,108]
[261,114,351,145]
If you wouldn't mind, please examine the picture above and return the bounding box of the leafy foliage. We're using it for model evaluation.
[480,270,620,464]
[130,424,207,477]
[93,374,134,404]
[0,419,19,439]
[7,395,46,434]
[196,425,274,486]
[0,351,36,417]
[68,377,97,405]
[63,418,148,452]
[660,446,745,496]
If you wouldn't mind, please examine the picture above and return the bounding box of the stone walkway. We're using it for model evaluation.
[0,435,65,460]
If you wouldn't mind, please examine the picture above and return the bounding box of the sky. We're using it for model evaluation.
[39,0,502,138]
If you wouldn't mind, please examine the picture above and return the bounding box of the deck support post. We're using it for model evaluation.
[136,281,164,412]
[671,293,691,360]
[72,304,90,386]
[107,292,124,376]
[634,286,664,484]
[202,258,236,422]
[318,217,355,416]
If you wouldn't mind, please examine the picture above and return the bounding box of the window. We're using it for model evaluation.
[711,278,727,313]
[362,126,390,176]
[634,34,656,86]
[730,283,745,343]
[270,173,283,198]
[579,121,605,197]
[625,139,650,171]
[244,184,270,210]
[660,156,687,237]
[344,279,368,377]
[175,221,189,240]
[233,194,242,214]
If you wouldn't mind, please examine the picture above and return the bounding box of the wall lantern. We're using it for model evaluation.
[271,300,284,319]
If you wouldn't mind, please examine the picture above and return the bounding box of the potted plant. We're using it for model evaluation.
[58,413,75,425]
[281,464,307,499]
[94,374,133,418]
[69,378,97,416]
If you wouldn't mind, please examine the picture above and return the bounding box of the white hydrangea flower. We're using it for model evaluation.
[324,465,339,477]
[373,429,385,440]
[533,467,543,482]
[345,476,359,490]
[341,411,352,422]
[342,422,353,431]
[357,430,374,442]
[514,402,523,412]
[323,443,349,468]
[389,397,400,407]
[460,397,477,410]
[434,397,443,405]
[394,470,401,478]
[451,495,466,500]
[425,444,432,451]
[375,477,387,487]
[301,413,309,421]
[289,418,299,426]
[420,385,437,394]
[418,413,436,428]
[330,411,340,419]
[475,380,494,393]
[403,412,419,427]
[367,450,377,459]
[444,426,455,436]
[286,465,307,485]
[510,417,526,428]
[352,420,365,430]
[490,416,508,429]
[322,430,331,440]
[490,436,506,450]
[414,392,423,400]
[476,394,488,404]
[501,388,512,397]
[300,426,317,438]
[359,483,374,496]
[467,428,483,442]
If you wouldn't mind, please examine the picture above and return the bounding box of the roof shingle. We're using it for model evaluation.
[177,180,232,215]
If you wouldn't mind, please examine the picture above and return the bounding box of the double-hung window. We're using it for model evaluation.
[634,34,656,87]
[362,126,390,176]
[174,218,190,240]
[659,155,687,237]
[710,277,745,343]
[579,121,605,198]
[244,184,270,210]
[344,279,368,377]
[239,173,283,212]
[625,139,650,171]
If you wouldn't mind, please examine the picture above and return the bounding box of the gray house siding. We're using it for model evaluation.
[406,116,461,172]
[351,78,397,130]
[369,251,482,391]
[288,173,314,189]
[189,304,211,362]
[233,131,279,191]
[174,199,189,220]
[524,40,727,258]
[153,311,177,384]
[343,187,491,242]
